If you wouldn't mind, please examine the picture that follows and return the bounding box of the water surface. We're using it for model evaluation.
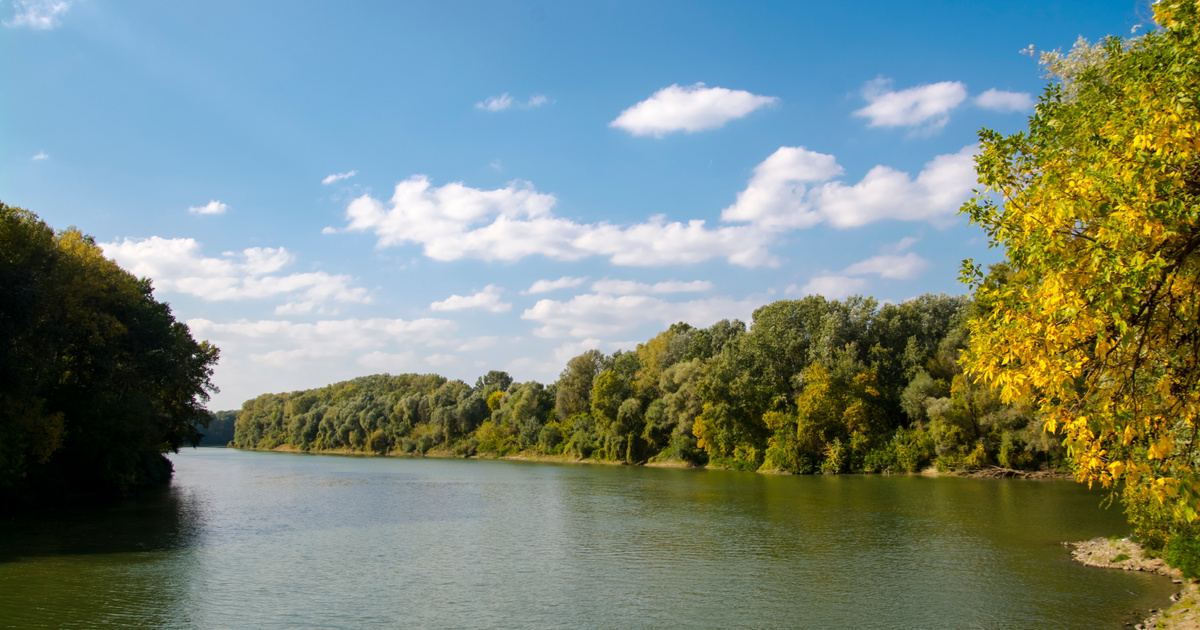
[0,449,1175,629]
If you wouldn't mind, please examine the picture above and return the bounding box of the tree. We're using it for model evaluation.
[961,2,1200,529]
[555,350,604,419]
[1,203,219,499]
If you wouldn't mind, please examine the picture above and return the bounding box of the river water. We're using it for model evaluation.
[0,448,1177,629]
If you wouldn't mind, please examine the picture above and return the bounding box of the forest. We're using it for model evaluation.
[231,291,1062,476]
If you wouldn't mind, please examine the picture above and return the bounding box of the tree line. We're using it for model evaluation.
[231,293,1064,476]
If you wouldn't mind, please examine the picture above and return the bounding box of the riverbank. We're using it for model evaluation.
[250,445,1068,477]
[1070,538,1197,629]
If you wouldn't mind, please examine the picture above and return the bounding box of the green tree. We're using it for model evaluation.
[1,203,219,500]
[555,349,604,419]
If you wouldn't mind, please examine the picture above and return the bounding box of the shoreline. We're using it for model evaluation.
[1069,537,1197,629]
[228,445,1070,478]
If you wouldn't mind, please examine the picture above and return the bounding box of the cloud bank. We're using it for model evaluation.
[100,236,370,314]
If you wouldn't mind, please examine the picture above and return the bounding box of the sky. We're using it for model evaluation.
[1,0,1151,411]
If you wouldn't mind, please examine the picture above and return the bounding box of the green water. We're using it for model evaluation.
[0,449,1177,629]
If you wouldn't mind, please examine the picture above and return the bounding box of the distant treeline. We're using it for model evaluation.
[198,411,237,446]
[231,293,1065,474]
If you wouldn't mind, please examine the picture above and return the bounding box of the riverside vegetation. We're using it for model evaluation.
[230,294,1056,478]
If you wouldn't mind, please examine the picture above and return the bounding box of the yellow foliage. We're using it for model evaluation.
[962,2,1200,521]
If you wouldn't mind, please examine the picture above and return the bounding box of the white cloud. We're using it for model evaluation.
[5,0,70,29]
[322,170,357,185]
[842,252,930,280]
[721,146,844,230]
[522,292,757,339]
[344,176,776,268]
[189,317,455,368]
[853,77,967,131]
[795,249,931,300]
[357,350,420,371]
[975,88,1034,112]
[610,83,778,137]
[31,151,48,161]
[523,276,588,295]
[477,93,514,112]
[455,336,499,352]
[321,226,338,235]
[425,353,457,367]
[880,236,919,255]
[724,145,978,231]
[811,145,978,227]
[476,93,548,112]
[99,236,370,308]
[796,276,870,300]
[430,284,511,313]
[346,147,974,270]
[590,279,713,295]
[188,200,229,216]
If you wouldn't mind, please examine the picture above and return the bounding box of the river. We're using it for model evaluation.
[0,448,1176,629]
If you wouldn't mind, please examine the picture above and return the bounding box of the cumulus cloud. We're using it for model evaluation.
[724,145,978,230]
[721,146,844,230]
[31,151,48,161]
[812,145,978,228]
[975,88,1035,112]
[610,83,778,137]
[345,146,974,270]
[343,176,777,268]
[523,276,587,295]
[590,279,713,295]
[188,200,229,215]
[322,170,357,185]
[99,236,370,309]
[430,284,512,313]
[189,317,455,368]
[522,292,757,339]
[476,93,549,111]
[853,77,967,131]
[5,0,70,29]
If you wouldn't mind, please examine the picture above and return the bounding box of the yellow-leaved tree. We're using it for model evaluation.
[961,1,1200,556]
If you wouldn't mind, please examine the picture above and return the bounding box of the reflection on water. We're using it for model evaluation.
[0,484,205,629]
[0,449,1178,629]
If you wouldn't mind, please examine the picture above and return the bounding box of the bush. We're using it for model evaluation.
[1165,527,1200,579]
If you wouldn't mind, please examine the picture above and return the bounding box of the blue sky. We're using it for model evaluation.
[1,0,1148,410]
